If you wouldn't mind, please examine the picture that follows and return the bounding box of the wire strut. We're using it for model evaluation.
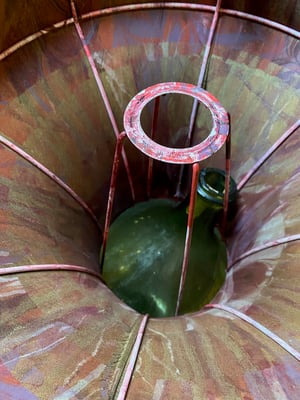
[205,303,300,362]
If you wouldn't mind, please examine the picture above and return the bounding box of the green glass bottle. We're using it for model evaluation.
[102,168,237,318]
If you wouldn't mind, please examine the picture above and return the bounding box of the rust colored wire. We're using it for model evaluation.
[175,0,223,197]
[0,264,104,281]
[175,163,200,315]
[70,0,136,202]
[237,119,300,191]
[204,303,300,362]
[222,131,232,233]
[116,314,149,400]
[228,233,300,271]
[0,6,298,388]
[1,4,299,63]
[0,133,101,231]
[147,96,160,198]
[187,0,223,141]
[99,132,127,272]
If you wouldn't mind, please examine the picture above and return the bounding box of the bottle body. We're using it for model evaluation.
[102,168,237,318]
[102,198,186,317]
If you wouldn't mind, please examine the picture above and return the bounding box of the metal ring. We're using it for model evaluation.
[123,82,229,164]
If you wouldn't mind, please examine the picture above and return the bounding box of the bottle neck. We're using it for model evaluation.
[190,195,223,220]
[194,198,223,235]
[182,167,238,226]
[175,194,222,231]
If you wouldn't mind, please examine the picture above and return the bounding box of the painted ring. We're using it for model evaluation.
[123,82,229,164]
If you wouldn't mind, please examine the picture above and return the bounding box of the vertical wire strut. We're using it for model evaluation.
[70,0,135,202]
[222,122,231,234]
[116,314,149,400]
[147,96,160,198]
[175,163,200,315]
[176,0,222,197]
[99,132,127,273]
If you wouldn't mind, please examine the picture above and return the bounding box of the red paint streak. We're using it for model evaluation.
[0,361,20,385]
[70,0,135,202]
[100,132,127,273]
[0,134,101,230]
[175,163,200,315]
[0,264,103,281]
[204,303,300,361]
